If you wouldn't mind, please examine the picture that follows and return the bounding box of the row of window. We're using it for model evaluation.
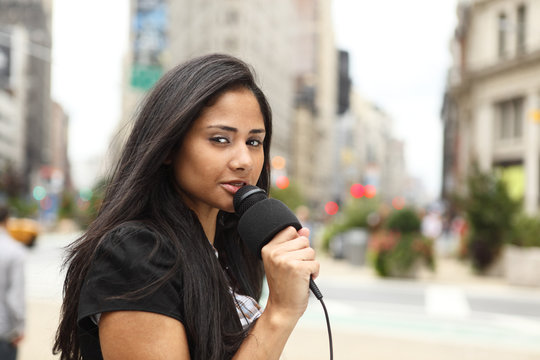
[495,97,523,142]
[498,4,527,58]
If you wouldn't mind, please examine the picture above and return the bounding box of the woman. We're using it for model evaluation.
[54,54,319,360]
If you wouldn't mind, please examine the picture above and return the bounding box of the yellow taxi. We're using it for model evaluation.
[7,218,41,247]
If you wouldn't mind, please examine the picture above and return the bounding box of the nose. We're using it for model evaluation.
[230,144,253,172]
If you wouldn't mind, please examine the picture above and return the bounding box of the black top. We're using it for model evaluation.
[77,222,184,360]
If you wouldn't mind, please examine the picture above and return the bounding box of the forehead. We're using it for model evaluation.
[194,88,265,129]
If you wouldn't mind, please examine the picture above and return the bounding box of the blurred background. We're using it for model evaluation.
[1,0,540,359]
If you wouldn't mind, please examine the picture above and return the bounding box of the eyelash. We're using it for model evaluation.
[210,136,262,147]
[210,136,229,144]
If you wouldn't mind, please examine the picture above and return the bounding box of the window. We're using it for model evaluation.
[496,98,523,142]
[517,5,526,54]
[498,13,507,58]
[225,9,239,25]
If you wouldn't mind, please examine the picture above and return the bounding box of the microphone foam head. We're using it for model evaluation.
[233,185,268,216]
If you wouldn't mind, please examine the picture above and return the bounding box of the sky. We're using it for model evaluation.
[51,0,129,188]
[333,0,458,199]
[52,0,458,197]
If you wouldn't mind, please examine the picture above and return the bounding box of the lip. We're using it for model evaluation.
[221,181,248,194]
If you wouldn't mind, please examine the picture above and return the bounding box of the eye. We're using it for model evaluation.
[247,139,263,147]
[210,136,229,144]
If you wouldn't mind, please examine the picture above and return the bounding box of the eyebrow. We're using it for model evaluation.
[207,125,265,134]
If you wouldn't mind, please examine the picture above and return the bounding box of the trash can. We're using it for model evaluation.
[329,233,346,259]
[343,228,368,266]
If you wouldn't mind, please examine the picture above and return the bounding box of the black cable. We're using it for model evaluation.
[318,297,333,360]
[310,277,333,360]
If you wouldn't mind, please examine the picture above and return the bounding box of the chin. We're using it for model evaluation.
[222,205,236,214]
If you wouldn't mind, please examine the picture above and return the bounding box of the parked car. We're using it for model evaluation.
[7,218,41,247]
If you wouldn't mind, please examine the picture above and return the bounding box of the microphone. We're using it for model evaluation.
[233,185,323,300]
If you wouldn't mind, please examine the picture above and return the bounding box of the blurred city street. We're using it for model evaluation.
[19,232,540,360]
[2,0,540,359]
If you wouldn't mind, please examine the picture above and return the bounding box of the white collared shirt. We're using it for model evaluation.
[0,227,26,340]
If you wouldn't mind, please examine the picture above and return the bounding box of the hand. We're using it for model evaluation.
[261,226,320,322]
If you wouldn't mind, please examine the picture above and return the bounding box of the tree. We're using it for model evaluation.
[460,165,520,272]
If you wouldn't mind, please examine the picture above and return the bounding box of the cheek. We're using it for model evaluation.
[254,155,266,180]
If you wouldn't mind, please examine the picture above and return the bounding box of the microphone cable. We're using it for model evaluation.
[310,278,333,360]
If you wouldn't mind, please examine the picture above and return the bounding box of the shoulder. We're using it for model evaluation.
[0,229,27,261]
[97,221,175,264]
[79,221,184,322]
[100,221,160,248]
[89,221,179,280]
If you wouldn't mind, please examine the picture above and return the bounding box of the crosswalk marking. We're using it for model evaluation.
[425,285,470,318]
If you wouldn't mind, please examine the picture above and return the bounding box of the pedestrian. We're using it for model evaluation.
[54,54,319,360]
[0,205,26,360]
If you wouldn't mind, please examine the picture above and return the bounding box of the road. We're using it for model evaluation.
[19,232,540,360]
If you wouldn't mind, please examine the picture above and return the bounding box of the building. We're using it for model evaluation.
[121,0,297,158]
[49,101,71,191]
[0,26,27,175]
[335,89,407,204]
[289,0,337,214]
[119,0,339,217]
[0,0,53,193]
[442,0,540,213]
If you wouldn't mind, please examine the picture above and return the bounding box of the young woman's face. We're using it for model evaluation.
[172,87,266,216]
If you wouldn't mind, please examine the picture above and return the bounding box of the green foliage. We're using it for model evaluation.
[0,162,37,217]
[460,165,520,272]
[320,198,379,251]
[368,230,434,278]
[385,207,420,233]
[7,196,38,218]
[58,190,77,219]
[269,182,305,212]
[341,198,379,229]
[320,221,348,251]
[74,178,108,229]
[508,213,540,247]
[0,161,25,198]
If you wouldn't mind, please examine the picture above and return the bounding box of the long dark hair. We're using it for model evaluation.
[54,54,272,360]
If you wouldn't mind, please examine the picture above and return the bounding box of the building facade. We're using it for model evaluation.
[122,0,297,157]
[335,90,407,204]
[120,0,339,217]
[289,0,337,213]
[0,26,27,174]
[0,0,53,193]
[442,0,540,213]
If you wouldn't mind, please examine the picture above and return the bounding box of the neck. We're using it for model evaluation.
[195,209,219,245]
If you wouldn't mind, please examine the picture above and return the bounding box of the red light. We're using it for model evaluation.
[364,185,376,198]
[276,175,290,189]
[392,196,405,210]
[350,183,365,198]
[325,201,339,215]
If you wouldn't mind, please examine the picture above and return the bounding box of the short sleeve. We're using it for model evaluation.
[77,223,184,325]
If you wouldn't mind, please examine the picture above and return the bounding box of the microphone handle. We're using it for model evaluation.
[309,277,323,300]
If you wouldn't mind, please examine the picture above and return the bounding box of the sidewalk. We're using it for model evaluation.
[18,252,540,360]
[281,254,540,360]
[19,300,60,360]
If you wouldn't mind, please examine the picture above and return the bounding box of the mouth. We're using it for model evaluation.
[221,182,247,194]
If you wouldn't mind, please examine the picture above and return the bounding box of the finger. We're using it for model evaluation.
[277,246,316,262]
[297,227,310,238]
[270,226,300,245]
[271,236,311,254]
[307,260,320,279]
